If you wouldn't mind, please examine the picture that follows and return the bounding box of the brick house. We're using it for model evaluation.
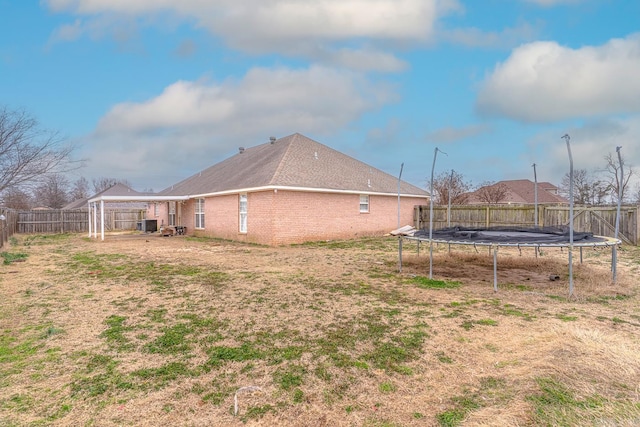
[467,179,568,205]
[147,133,429,245]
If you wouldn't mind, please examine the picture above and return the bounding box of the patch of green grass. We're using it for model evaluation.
[274,364,306,390]
[524,376,640,425]
[0,251,28,265]
[587,294,632,305]
[436,407,468,427]
[314,364,332,381]
[144,323,192,355]
[240,404,275,422]
[100,315,134,351]
[292,388,305,403]
[556,314,578,322]
[206,343,262,368]
[199,378,235,405]
[130,362,193,388]
[461,318,498,330]
[41,326,65,339]
[499,304,535,321]
[436,377,511,426]
[199,271,231,289]
[22,234,73,246]
[410,276,462,289]
[1,394,35,412]
[436,351,453,364]
[379,381,396,393]
[145,308,167,323]
[296,237,395,251]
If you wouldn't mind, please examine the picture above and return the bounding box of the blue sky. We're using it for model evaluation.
[2,0,639,193]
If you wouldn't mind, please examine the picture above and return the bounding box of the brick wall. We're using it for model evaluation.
[150,190,426,245]
[268,190,423,245]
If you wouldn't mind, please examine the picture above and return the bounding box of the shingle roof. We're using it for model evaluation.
[468,179,567,204]
[63,183,151,209]
[159,133,428,197]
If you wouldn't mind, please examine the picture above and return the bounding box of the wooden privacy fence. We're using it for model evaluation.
[415,204,639,245]
[14,209,145,234]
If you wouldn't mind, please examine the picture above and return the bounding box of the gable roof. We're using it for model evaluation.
[159,133,428,197]
[468,179,568,204]
[66,183,154,209]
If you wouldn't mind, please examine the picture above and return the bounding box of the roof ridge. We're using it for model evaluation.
[269,134,298,185]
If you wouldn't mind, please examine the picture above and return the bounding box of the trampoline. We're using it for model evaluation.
[394,226,621,292]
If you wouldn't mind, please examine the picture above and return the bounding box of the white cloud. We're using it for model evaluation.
[476,34,640,122]
[528,116,640,190]
[85,65,396,190]
[45,0,458,71]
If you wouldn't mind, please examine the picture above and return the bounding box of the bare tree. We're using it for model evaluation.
[633,183,640,205]
[92,177,132,194]
[0,106,78,194]
[69,177,90,201]
[33,174,70,209]
[602,151,634,203]
[0,187,32,210]
[559,169,608,205]
[431,170,471,205]
[475,181,509,204]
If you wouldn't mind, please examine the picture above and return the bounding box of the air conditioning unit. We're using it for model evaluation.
[139,219,157,232]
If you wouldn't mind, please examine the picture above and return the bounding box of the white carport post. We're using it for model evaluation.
[87,201,92,237]
[93,202,98,238]
[100,199,105,241]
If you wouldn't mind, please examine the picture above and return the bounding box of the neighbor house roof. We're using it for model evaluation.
[159,133,428,198]
[468,179,568,204]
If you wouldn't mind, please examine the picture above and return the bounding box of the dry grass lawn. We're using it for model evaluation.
[1,232,639,426]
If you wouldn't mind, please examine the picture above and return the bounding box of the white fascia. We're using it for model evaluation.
[188,185,428,199]
[87,195,190,204]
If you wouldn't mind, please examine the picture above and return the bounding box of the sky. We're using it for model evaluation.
[2,0,640,195]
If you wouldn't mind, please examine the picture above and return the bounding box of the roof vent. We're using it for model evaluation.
[269,136,276,144]
[239,147,245,154]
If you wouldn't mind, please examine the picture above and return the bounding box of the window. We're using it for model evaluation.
[239,194,248,233]
[359,194,369,213]
[153,203,158,217]
[168,201,176,226]
[195,198,205,229]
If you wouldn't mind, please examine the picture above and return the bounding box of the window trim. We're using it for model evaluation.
[359,194,369,213]
[195,198,205,229]
[239,194,248,233]
[168,201,176,226]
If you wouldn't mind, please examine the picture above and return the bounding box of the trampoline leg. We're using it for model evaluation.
[493,246,498,292]
[429,240,434,279]
[398,237,403,273]
[612,245,617,283]
[580,247,583,264]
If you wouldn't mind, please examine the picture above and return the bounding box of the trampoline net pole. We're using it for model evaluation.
[563,134,574,297]
[613,146,623,283]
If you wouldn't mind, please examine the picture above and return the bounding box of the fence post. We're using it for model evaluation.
[485,206,490,229]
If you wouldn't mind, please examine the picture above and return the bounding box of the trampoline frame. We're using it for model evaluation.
[397,233,621,293]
